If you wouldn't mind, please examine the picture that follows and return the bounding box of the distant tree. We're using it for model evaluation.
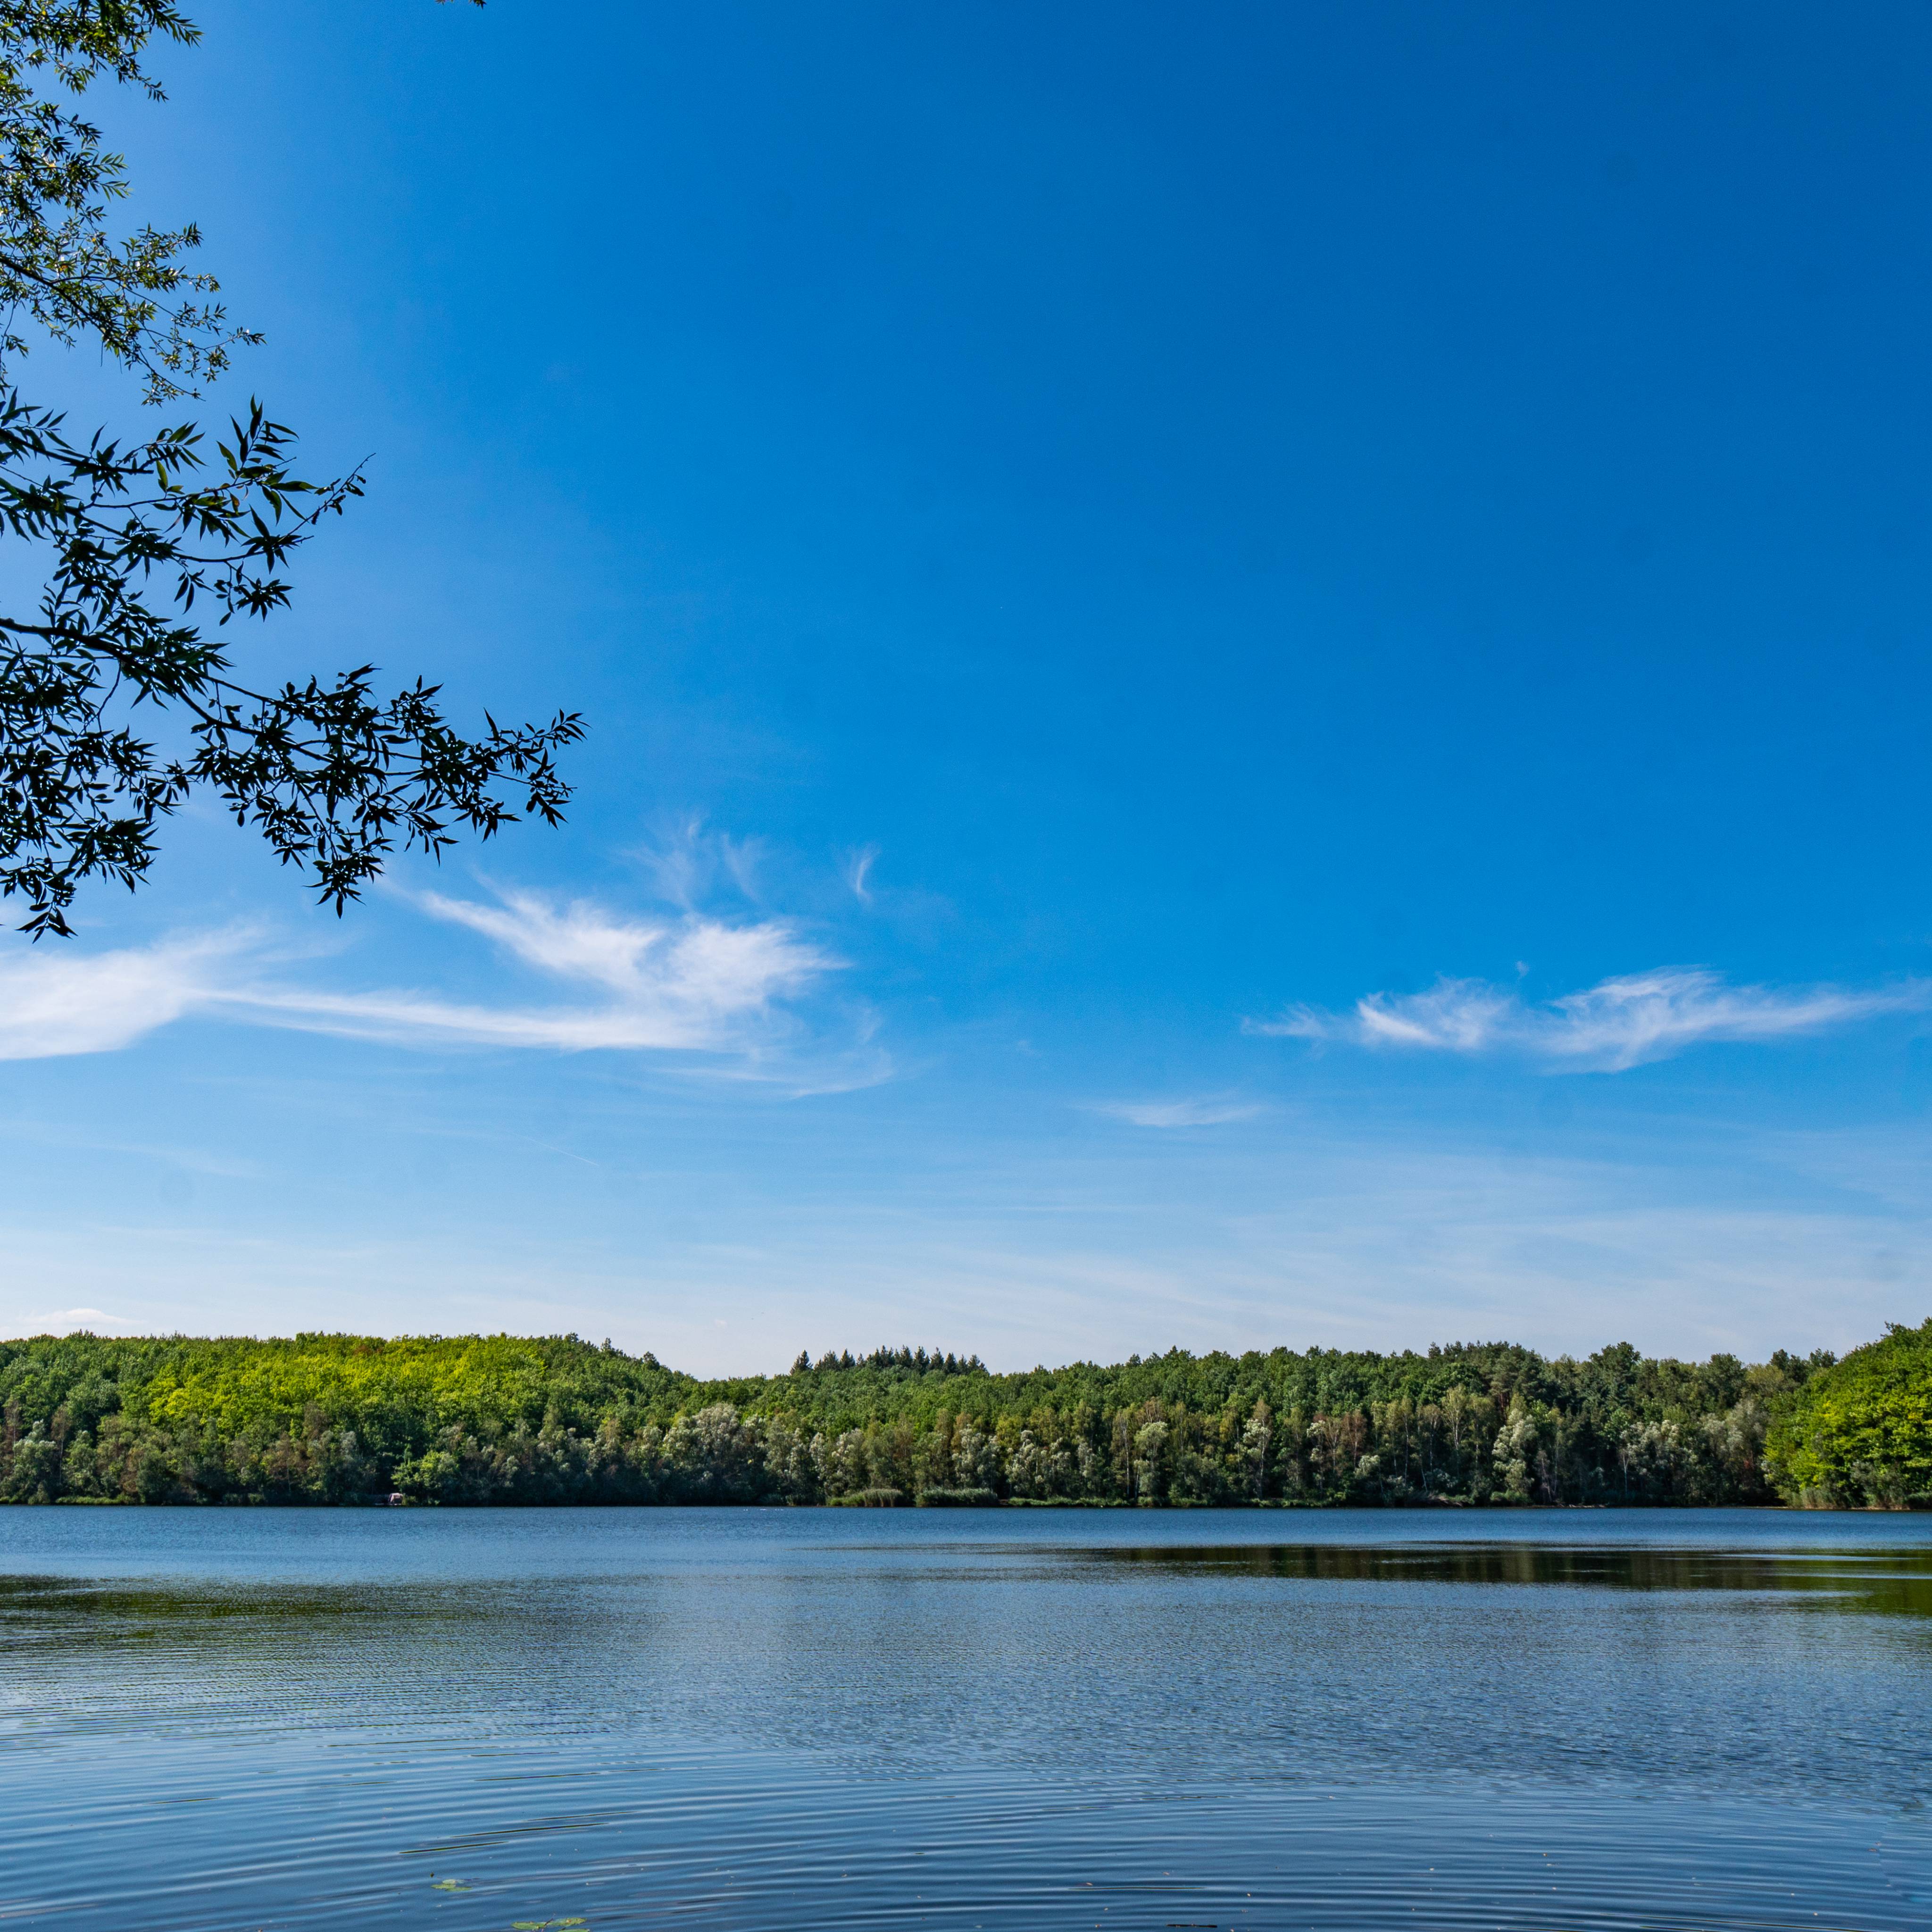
[0,2,580,935]
[1238,1398,1271,1500]
[0,1327,1876,1509]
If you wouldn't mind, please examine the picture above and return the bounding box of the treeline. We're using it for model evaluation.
[0,1322,1924,1509]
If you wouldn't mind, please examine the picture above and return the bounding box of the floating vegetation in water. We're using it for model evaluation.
[510,1919,586,1929]
[430,1878,472,1891]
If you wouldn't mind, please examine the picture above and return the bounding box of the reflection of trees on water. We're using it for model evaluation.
[1080,1541,1932,1618]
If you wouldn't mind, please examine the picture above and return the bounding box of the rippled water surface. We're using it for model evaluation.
[3,1507,1930,1930]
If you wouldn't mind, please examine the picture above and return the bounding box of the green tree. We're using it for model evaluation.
[0,1,579,936]
[0,1325,1902,1510]
[1767,1319,1932,1509]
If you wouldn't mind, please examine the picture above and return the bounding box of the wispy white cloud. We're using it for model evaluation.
[1250,966,1932,1072]
[843,843,880,906]
[1090,1095,1266,1128]
[635,816,764,908]
[19,1307,137,1334]
[7,1119,1924,1364]
[0,890,840,1064]
[0,929,254,1060]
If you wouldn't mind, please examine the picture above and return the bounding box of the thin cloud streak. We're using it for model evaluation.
[1090,1096,1266,1128]
[0,891,840,1063]
[0,928,255,1060]
[634,817,764,909]
[844,844,880,906]
[1250,966,1932,1071]
[12,1128,1918,1365]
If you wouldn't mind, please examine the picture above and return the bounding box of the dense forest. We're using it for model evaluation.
[0,1321,1925,1509]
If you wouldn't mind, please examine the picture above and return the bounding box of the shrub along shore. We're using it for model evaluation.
[0,1322,1925,1509]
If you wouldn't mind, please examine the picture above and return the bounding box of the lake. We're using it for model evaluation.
[2,1507,1929,1930]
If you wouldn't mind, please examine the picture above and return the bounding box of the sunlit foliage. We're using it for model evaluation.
[1765,1318,1932,1509]
[0,1326,1887,1507]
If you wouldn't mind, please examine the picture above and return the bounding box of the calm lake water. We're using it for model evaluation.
[2,1508,1930,1931]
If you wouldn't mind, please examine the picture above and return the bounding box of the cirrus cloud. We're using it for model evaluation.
[1248,966,1932,1073]
[0,929,251,1061]
[0,888,843,1067]
[1089,1095,1266,1128]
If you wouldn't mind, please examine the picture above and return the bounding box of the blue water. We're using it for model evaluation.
[3,1507,1929,1930]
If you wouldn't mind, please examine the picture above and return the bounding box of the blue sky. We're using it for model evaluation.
[4,0,1931,1371]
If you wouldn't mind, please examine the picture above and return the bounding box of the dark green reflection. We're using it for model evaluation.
[1074,1541,1932,1616]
